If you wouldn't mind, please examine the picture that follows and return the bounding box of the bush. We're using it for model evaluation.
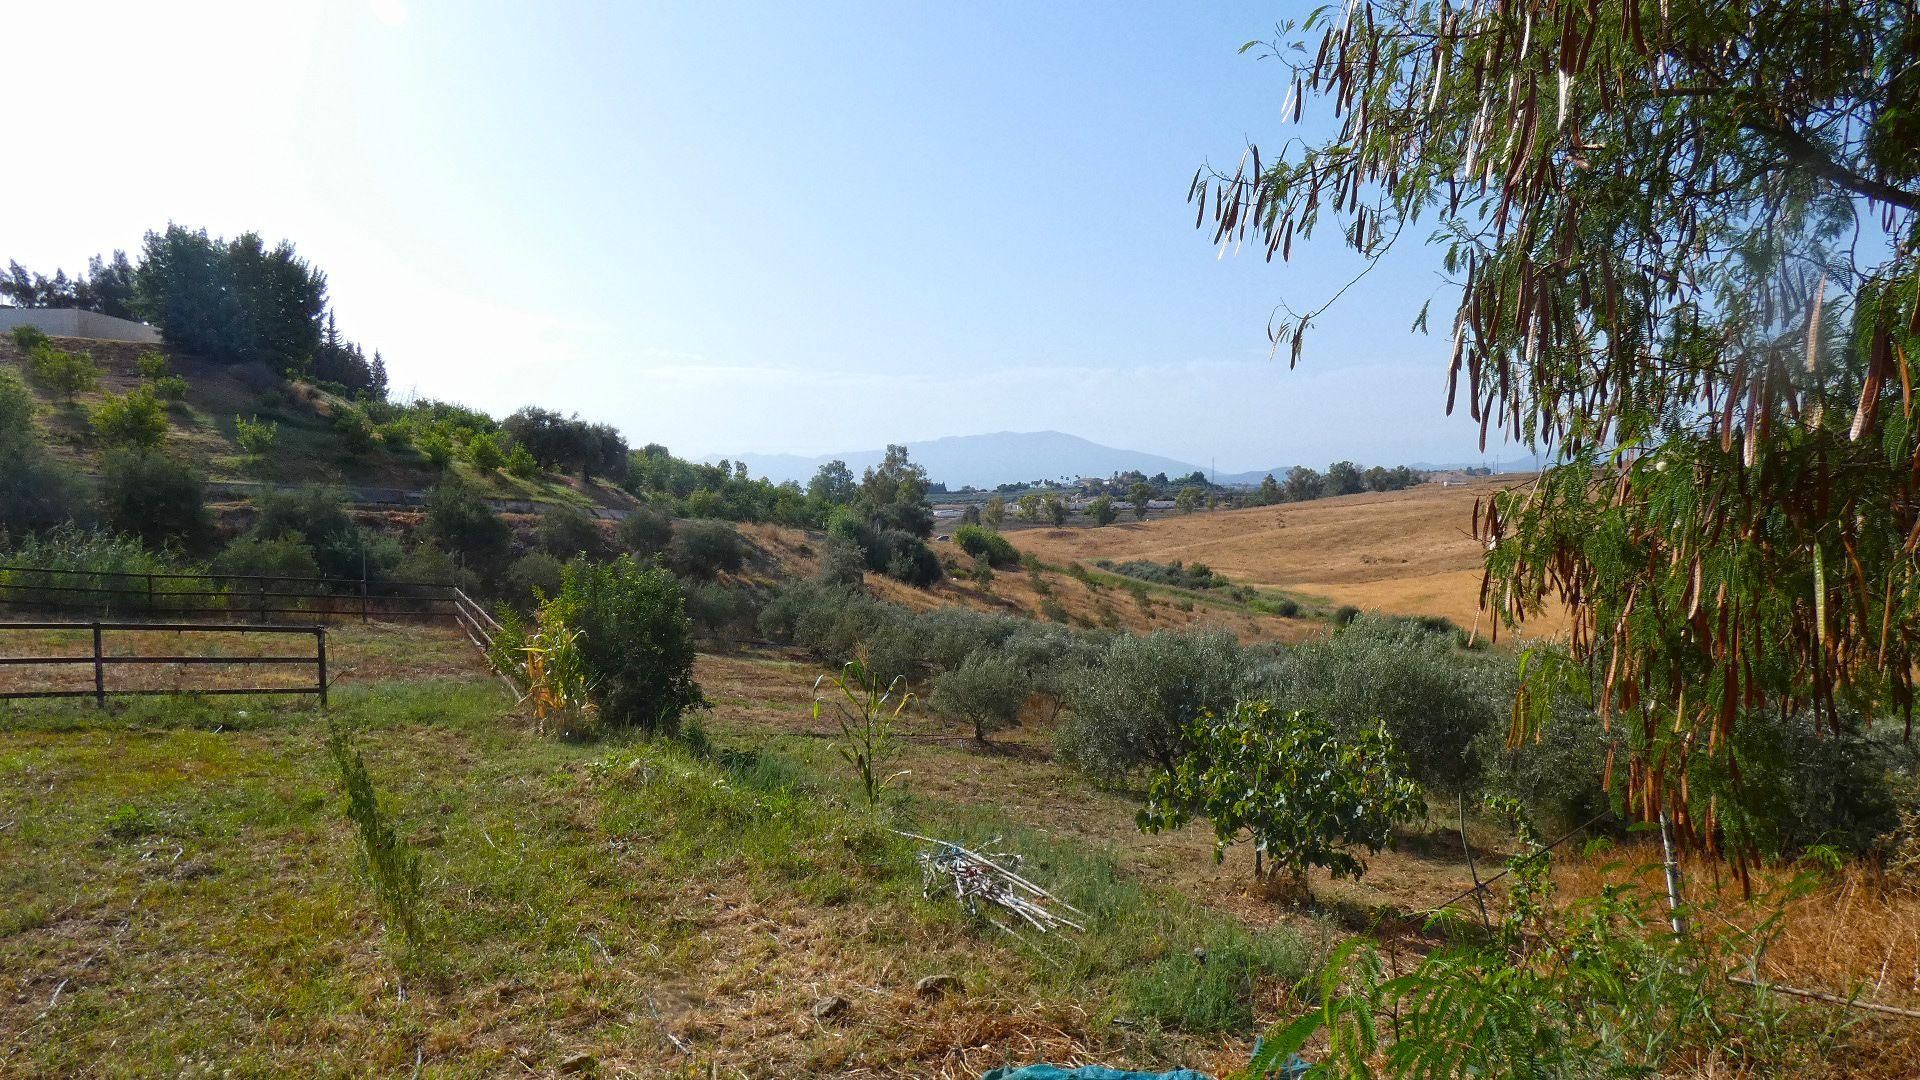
[334,403,376,454]
[211,534,322,584]
[668,519,746,578]
[616,507,674,556]
[0,527,201,611]
[685,581,757,643]
[150,374,189,401]
[135,351,170,379]
[1140,701,1426,892]
[885,538,943,586]
[537,504,604,560]
[1333,604,1361,625]
[1265,614,1508,794]
[0,369,87,533]
[9,324,49,350]
[420,433,454,470]
[953,524,1019,568]
[814,534,868,587]
[505,443,539,479]
[503,551,565,610]
[1059,630,1247,779]
[235,414,278,457]
[931,649,1031,740]
[466,431,506,472]
[91,387,169,448]
[99,450,209,549]
[249,486,396,581]
[423,480,510,570]
[26,345,99,401]
[546,556,703,733]
[1110,558,1222,591]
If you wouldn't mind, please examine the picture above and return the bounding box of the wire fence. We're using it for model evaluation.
[0,564,457,622]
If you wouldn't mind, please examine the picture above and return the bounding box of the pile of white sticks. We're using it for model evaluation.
[898,830,1087,937]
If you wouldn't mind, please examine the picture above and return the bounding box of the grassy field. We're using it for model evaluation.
[7,622,1920,1075]
[0,626,1324,1077]
[1011,480,1571,637]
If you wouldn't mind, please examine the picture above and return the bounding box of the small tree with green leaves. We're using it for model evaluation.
[1089,494,1118,525]
[1044,494,1068,527]
[466,431,505,472]
[931,648,1031,741]
[8,324,48,351]
[235,413,279,461]
[1139,701,1426,897]
[504,443,539,479]
[91,387,168,449]
[1128,481,1154,519]
[812,658,911,808]
[1017,491,1043,522]
[26,345,98,402]
[134,351,170,380]
[1175,486,1202,514]
[983,494,1006,528]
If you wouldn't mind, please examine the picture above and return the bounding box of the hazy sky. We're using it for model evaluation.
[5,1,1524,472]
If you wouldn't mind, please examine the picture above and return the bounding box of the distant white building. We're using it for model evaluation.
[0,307,161,344]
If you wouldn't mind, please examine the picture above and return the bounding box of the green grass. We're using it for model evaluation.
[0,669,1314,1076]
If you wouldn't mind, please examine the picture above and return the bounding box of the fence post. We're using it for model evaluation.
[146,573,154,613]
[315,627,328,709]
[92,622,105,708]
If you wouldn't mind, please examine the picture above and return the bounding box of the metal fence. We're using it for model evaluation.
[0,621,331,706]
[0,564,457,622]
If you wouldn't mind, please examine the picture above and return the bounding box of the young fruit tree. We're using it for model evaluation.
[1138,701,1425,897]
[1193,0,1920,860]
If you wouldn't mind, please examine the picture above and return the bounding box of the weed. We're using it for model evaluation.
[325,715,430,971]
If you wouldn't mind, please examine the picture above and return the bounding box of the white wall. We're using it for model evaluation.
[0,307,161,344]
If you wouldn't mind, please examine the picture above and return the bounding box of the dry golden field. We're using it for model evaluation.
[1012,478,1571,638]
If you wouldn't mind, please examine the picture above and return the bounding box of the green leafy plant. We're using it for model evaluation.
[325,716,429,972]
[504,442,539,479]
[1139,701,1425,895]
[516,609,601,738]
[466,430,506,472]
[90,386,168,448]
[26,344,99,402]
[953,523,1018,567]
[8,324,49,350]
[811,658,910,808]
[150,374,189,401]
[234,413,278,458]
[134,350,170,380]
[545,555,704,733]
[930,648,1030,741]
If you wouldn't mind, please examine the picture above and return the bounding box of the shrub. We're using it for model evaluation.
[0,527,196,610]
[135,351,170,380]
[99,450,209,549]
[0,369,86,533]
[9,324,49,350]
[235,414,278,457]
[616,507,674,555]
[334,403,376,454]
[953,524,1018,567]
[1041,597,1071,623]
[26,345,99,401]
[211,534,322,584]
[814,534,868,587]
[150,374,189,401]
[1333,604,1361,625]
[1268,614,1509,794]
[466,431,506,472]
[1110,558,1222,590]
[931,649,1031,741]
[505,443,539,479]
[503,551,565,610]
[423,480,510,570]
[420,433,454,470]
[1139,702,1426,894]
[685,581,757,643]
[537,504,604,560]
[545,556,703,733]
[1059,630,1246,779]
[91,387,168,448]
[884,537,943,586]
[668,519,746,578]
[1089,495,1119,526]
[249,486,396,581]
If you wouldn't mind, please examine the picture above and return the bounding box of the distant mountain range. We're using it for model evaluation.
[725,431,1549,490]
[728,431,1205,490]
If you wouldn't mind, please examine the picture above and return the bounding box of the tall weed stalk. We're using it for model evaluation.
[326,717,430,973]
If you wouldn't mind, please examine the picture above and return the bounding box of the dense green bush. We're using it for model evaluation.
[249,486,398,581]
[668,519,746,578]
[466,431,506,472]
[931,649,1031,740]
[1109,558,1222,590]
[537,504,604,560]
[0,527,203,610]
[814,534,868,588]
[26,344,99,401]
[615,506,674,555]
[150,374,189,401]
[546,556,703,733]
[210,534,322,584]
[503,551,565,610]
[100,450,209,549]
[0,368,87,533]
[684,581,758,643]
[8,324,49,350]
[1265,615,1507,794]
[953,524,1019,568]
[423,480,510,570]
[90,387,169,448]
[1059,630,1247,779]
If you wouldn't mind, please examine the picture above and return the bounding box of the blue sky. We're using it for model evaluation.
[5,1,1526,472]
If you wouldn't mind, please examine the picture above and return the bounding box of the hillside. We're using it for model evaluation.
[1009,478,1570,636]
[0,334,635,515]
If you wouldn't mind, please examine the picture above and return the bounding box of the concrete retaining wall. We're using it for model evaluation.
[0,307,162,344]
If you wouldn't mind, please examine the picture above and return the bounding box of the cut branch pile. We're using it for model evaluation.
[897,831,1086,937]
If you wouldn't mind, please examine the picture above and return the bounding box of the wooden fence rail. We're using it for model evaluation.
[0,621,330,707]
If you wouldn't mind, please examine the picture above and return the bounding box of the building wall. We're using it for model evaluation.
[0,307,162,344]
